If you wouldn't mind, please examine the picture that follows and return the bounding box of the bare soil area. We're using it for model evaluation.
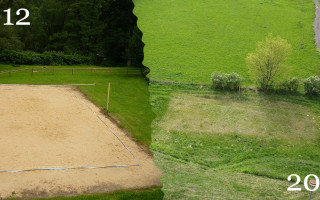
[0,85,162,199]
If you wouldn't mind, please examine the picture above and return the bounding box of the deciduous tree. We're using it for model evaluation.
[247,34,291,91]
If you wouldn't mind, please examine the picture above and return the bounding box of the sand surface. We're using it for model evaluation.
[0,85,162,199]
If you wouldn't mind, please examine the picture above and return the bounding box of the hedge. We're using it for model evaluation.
[0,50,93,65]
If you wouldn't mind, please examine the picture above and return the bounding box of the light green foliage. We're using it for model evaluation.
[134,0,320,84]
[150,83,320,199]
[247,35,292,90]
[304,76,320,96]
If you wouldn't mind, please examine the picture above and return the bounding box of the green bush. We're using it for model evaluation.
[304,76,320,96]
[211,72,225,89]
[211,72,243,91]
[279,77,299,92]
[225,73,244,91]
[0,50,93,65]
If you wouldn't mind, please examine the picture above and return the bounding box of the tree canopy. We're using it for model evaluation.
[0,0,144,67]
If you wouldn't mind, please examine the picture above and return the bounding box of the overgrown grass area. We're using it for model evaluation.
[149,83,320,199]
[0,65,155,146]
[134,0,320,84]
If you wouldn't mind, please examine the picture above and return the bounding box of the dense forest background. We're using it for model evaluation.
[0,0,144,67]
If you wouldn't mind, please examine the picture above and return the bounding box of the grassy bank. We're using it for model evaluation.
[134,0,320,84]
[150,83,320,199]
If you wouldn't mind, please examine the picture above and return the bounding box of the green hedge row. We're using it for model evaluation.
[0,50,93,65]
[211,71,320,97]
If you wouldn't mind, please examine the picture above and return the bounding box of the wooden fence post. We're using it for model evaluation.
[107,82,111,112]
[72,69,74,75]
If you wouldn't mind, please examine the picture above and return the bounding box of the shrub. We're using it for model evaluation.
[211,72,226,89]
[304,76,320,96]
[225,72,244,91]
[279,77,299,92]
[0,50,93,65]
[211,72,243,91]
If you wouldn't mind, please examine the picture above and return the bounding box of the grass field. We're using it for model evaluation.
[134,0,320,84]
[149,83,320,199]
[0,65,161,200]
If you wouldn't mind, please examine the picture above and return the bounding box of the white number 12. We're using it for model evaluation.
[3,8,30,26]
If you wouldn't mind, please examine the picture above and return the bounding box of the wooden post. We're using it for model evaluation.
[72,69,74,75]
[53,68,55,75]
[32,68,34,76]
[107,82,111,112]
[9,72,11,77]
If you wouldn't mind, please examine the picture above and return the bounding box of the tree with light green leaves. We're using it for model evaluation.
[247,34,292,91]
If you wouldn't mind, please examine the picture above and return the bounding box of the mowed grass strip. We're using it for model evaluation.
[32,187,163,200]
[150,83,320,199]
[134,0,320,84]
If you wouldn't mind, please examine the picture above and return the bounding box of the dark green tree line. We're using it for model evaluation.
[0,0,144,67]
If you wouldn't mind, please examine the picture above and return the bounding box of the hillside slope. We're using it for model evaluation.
[134,0,320,84]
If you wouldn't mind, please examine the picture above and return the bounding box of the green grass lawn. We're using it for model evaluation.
[0,65,160,200]
[134,0,320,84]
[149,83,320,199]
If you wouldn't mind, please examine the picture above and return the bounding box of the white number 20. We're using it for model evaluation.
[287,174,301,191]
[288,174,320,192]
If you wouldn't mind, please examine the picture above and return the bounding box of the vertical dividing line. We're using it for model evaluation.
[107,82,111,112]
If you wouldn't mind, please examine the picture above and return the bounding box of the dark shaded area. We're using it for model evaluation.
[0,0,145,67]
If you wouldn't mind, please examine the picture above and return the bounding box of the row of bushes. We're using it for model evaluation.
[211,72,320,97]
[0,50,93,65]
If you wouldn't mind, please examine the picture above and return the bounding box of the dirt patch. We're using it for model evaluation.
[0,85,162,199]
